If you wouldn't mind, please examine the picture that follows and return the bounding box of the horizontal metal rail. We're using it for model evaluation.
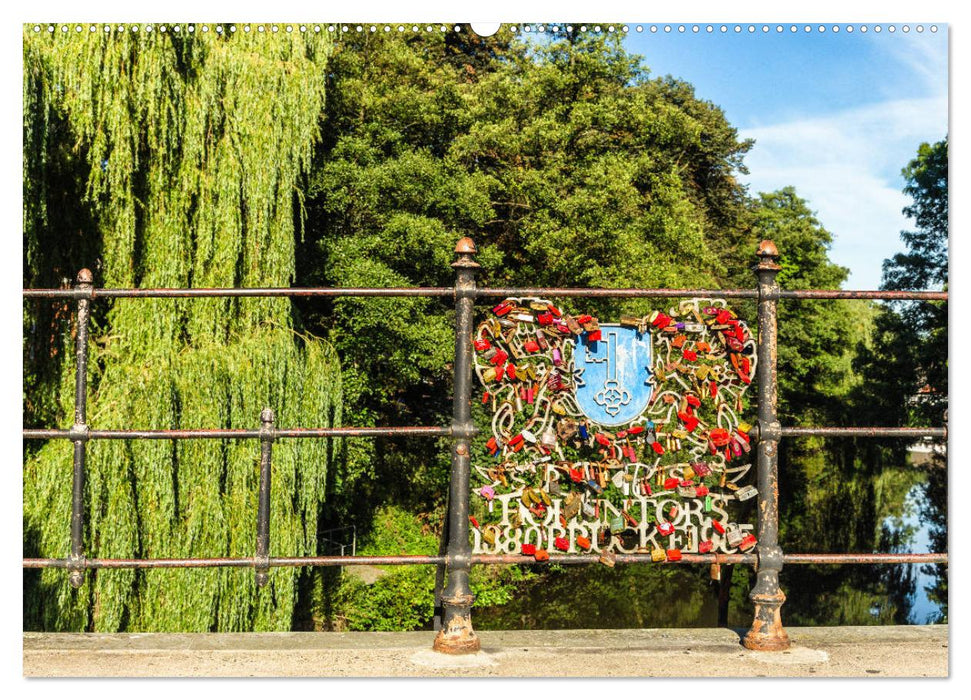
[475,287,760,299]
[22,287,455,299]
[780,427,946,438]
[23,552,946,569]
[25,425,946,442]
[22,426,452,440]
[783,553,948,565]
[776,289,947,301]
[24,555,446,569]
[23,287,949,302]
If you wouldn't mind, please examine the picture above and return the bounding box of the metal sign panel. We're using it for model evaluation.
[471,296,758,560]
[573,326,651,426]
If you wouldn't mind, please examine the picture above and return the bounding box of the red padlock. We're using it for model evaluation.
[554,537,570,551]
[628,426,645,435]
[709,428,731,447]
[657,521,675,536]
[587,329,603,342]
[576,536,591,550]
[696,484,710,497]
[493,302,513,316]
[537,312,554,326]
[547,304,562,318]
[474,338,491,351]
[524,339,540,353]
[682,348,698,362]
[521,543,536,556]
[666,549,683,561]
[739,534,758,551]
[534,549,550,562]
[469,516,479,529]
[712,520,726,535]
[686,395,701,408]
[652,441,665,455]
[698,540,714,554]
[678,411,699,433]
[663,477,680,490]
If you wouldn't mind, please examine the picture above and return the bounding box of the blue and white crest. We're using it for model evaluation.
[571,325,652,427]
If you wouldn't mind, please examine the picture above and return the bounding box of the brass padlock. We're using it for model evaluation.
[563,492,581,520]
[556,418,578,441]
[599,550,617,567]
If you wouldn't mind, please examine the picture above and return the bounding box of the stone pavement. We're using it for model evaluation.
[23,625,948,678]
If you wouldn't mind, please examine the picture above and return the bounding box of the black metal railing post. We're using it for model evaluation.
[255,408,275,587]
[743,241,791,651]
[433,236,482,654]
[68,269,93,588]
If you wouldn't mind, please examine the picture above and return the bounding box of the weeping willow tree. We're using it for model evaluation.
[23,25,341,632]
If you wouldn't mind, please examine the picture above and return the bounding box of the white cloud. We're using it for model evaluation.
[740,96,947,289]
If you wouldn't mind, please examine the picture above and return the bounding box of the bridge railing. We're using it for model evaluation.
[22,237,947,653]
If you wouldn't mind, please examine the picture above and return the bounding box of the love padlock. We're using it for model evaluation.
[493,301,514,316]
[739,534,757,551]
[521,543,536,556]
[656,521,675,537]
[554,536,570,552]
[725,523,744,548]
[735,485,758,501]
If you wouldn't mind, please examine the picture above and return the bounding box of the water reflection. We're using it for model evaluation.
[475,457,946,629]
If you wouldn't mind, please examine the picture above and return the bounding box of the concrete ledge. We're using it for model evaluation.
[23,625,948,678]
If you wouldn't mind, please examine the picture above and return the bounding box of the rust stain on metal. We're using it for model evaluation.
[432,613,481,654]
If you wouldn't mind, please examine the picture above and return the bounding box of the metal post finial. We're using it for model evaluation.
[756,240,781,271]
[77,268,94,285]
[452,236,481,270]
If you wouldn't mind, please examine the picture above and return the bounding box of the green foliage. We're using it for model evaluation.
[23,25,340,631]
[331,506,530,630]
[24,27,940,631]
[880,137,948,621]
[302,29,752,519]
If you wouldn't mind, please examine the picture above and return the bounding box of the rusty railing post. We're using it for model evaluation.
[432,236,482,654]
[67,269,93,588]
[255,408,275,587]
[742,241,790,651]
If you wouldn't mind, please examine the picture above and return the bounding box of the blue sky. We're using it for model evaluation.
[625,24,949,289]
